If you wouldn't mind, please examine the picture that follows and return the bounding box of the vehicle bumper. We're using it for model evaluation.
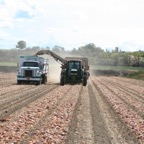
[17,77,42,81]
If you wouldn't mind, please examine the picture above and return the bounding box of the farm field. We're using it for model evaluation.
[0,70,144,143]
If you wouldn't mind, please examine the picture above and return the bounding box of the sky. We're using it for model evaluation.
[0,0,144,51]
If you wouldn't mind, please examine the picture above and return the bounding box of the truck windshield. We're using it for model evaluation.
[23,62,39,67]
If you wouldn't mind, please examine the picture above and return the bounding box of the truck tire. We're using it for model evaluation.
[83,76,87,86]
[42,75,47,84]
[45,75,47,82]
[17,80,21,84]
[37,80,41,85]
[60,76,64,86]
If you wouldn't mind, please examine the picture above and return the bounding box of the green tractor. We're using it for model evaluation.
[60,57,89,86]
[35,50,90,86]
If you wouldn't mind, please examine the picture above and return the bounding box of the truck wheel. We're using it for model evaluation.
[83,76,87,86]
[37,80,41,85]
[17,80,20,84]
[17,80,21,84]
[42,75,46,84]
[60,76,64,86]
[45,75,48,82]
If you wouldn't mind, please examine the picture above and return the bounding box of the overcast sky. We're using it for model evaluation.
[0,0,144,51]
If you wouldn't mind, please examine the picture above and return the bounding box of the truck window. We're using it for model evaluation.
[23,62,39,67]
[69,62,80,69]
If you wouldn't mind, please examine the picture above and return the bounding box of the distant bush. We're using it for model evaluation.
[124,71,144,80]
[91,69,121,76]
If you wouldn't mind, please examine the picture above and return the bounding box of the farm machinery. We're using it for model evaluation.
[35,50,90,86]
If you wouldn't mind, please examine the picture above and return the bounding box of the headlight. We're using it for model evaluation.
[36,70,41,76]
[17,70,21,75]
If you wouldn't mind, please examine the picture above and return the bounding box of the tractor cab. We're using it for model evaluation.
[69,61,80,69]
[68,61,81,75]
[63,60,83,83]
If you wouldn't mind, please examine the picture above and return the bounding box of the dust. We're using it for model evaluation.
[38,52,90,83]
[49,59,61,83]
[41,53,80,83]
[40,55,61,83]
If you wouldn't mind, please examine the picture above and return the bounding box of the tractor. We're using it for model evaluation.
[35,50,90,86]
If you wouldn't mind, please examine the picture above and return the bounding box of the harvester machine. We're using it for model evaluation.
[35,50,90,86]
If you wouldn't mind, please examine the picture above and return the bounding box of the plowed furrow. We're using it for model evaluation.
[0,85,45,111]
[104,78,144,101]
[65,85,95,144]
[0,85,35,102]
[20,85,82,144]
[20,86,73,144]
[0,84,32,95]
[92,77,144,142]
[97,77,144,119]
[64,86,83,144]
[103,77,144,99]
[65,83,112,144]
[0,80,15,87]
[105,77,144,95]
[91,79,140,143]
[112,77,144,87]
[88,84,111,144]
[0,85,58,118]
[0,85,73,143]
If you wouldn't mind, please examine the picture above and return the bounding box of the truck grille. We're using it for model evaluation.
[25,70,33,77]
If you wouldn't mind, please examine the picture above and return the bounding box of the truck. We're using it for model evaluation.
[17,56,49,85]
[35,50,90,86]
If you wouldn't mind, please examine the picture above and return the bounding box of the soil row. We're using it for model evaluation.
[92,76,144,143]
[0,72,144,143]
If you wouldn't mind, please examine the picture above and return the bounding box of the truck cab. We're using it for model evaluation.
[17,56,49,85]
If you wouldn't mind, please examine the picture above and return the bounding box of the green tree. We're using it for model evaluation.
[16,40,26,49]
[77,43,103,57]
[131,51,142,67]
[111,53,119,66]
[120,52,131,66]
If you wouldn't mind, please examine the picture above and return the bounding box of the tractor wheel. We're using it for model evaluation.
[60,76,64,86]
[83,76,87,86]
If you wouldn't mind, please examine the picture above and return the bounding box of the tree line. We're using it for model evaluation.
[71,43,144,67]
[4,40,144,67]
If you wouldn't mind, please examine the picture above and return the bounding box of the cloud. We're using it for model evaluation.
[0,0,4,5]
[15,10,34,19]
[0,30,9,39]
[120,41,144,52]
[0,0,144,51]
[0,20,13,28]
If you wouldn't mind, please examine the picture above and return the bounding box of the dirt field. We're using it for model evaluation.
[0,70,144,143]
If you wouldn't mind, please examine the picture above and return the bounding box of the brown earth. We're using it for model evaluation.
[0,68,144,144]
